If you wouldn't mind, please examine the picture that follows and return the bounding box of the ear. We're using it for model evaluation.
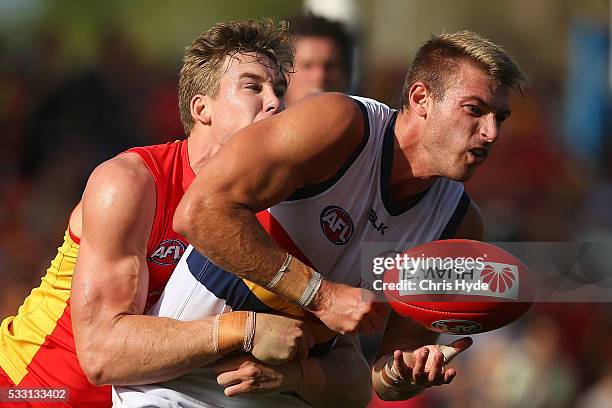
[407,81,430,118]
[190,94,212,126]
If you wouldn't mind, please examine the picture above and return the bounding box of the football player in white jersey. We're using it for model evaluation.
[173,30,526,402]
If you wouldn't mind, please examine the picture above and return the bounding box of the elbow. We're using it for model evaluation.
[173,196,200,240]
[76,348,111,386]
[74,332,116,386]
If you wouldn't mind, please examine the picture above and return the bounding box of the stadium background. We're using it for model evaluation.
[1,0,611,406]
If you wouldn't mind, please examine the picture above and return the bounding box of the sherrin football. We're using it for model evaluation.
[381,239,534,334]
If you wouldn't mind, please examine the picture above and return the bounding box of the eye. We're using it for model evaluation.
[464,104,483,116]
[245,83,262,92]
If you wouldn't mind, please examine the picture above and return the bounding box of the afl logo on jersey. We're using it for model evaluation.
[148,239,187,266]
[320,206,354,245]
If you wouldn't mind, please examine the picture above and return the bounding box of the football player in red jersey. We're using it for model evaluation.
[0,19,370,407]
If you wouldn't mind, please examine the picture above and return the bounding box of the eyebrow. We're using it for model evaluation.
[464,95,511,117]
[238,72,287,89]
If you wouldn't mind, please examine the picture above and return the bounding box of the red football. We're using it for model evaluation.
[381,239,533,334]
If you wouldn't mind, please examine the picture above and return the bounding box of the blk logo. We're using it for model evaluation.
[148,239,187,266]
[320,206,354,245]
[368,209,388,235]
[431,319,482,334]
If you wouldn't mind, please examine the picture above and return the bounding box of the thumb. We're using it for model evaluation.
[438,337,473,364]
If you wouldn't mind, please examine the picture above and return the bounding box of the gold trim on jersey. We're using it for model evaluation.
[0,230,77,384]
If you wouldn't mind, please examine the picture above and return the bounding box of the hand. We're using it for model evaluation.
[251,314,314,365]
[385,337,473,389]
[309,280,388,334]
[214,353,301,397]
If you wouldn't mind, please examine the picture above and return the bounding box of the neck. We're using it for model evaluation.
[187,127,224,175]
[388,110,438,202]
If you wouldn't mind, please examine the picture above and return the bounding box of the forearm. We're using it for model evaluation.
[177,203,312,303]
[297,338,371,408]
[80,313,246,386]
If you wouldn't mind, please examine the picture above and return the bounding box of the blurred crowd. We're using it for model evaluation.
[0,26,184,317]
[1,11,611,408]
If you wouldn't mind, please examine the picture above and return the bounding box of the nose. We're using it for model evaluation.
[480,114,500,143]
[264,90,283,115]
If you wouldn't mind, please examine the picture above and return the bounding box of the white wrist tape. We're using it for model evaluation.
[267,253,292,290]
[297,270,322,307]
[243,311,256,352]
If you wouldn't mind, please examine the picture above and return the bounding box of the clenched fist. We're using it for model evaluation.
[251,314,314,364]
[308,280,388,334]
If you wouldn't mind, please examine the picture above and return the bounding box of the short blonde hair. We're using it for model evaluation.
[178,19,294,134]
[400,30,527,109]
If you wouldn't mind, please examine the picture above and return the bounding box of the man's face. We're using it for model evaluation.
[422,61,511,181]
[207,52,287,143]
[284,36,349,106]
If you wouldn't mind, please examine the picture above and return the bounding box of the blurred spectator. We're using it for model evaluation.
[285,13,354,106]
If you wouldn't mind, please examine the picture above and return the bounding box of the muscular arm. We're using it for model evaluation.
[71,154,227,386]
[174,93,378,331]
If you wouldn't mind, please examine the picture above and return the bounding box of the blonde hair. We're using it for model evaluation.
[400,30,527,109]
[178,19,294,134]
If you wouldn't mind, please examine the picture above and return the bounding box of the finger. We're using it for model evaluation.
[217,371,241,388]
[438,337,473,365]
[444,367,456,384]
[392,350,409,381]
[411,347,428,384]
[427,351,445,384]
[224,381,253,397]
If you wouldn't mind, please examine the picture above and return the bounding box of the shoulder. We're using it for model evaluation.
[89,153,152,188]
[84,153,155,210]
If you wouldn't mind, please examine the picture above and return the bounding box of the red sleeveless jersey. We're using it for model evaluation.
[0,140,194,407]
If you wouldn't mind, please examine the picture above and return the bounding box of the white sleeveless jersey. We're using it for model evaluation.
[271,96,467,285]
[112,96,469,408]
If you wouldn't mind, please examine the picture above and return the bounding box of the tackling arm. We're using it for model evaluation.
[71,154,225,385]
[71,154,309,386]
